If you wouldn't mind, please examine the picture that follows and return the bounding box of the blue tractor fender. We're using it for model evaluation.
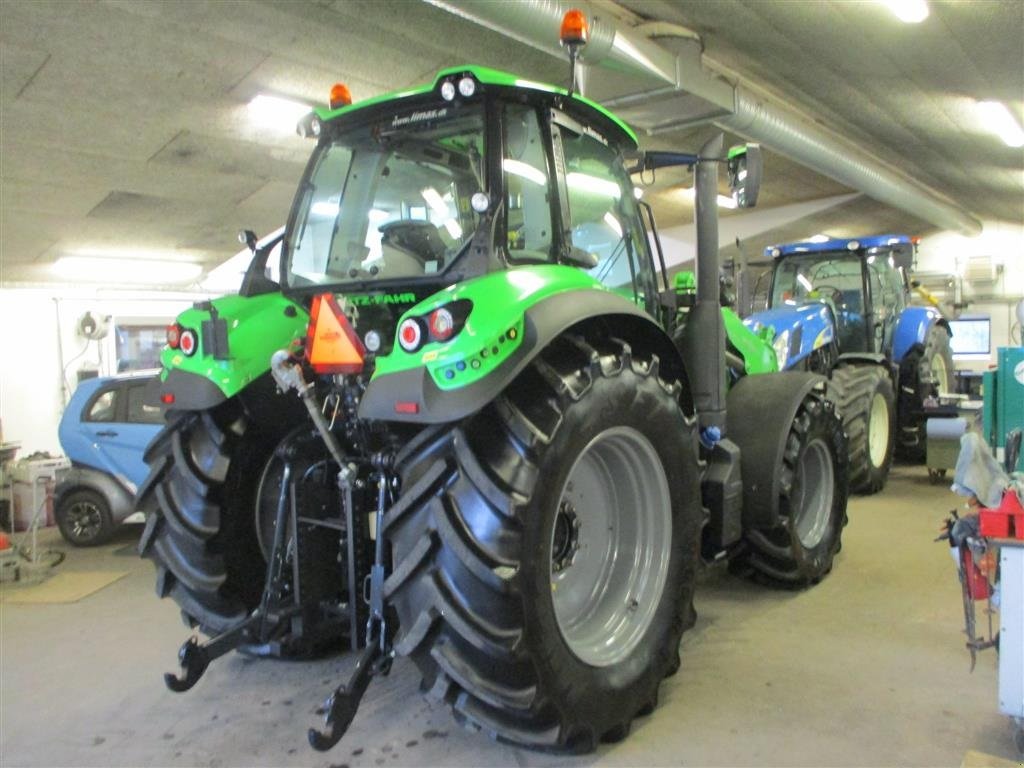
[744,303,835,370]
[891,306,948,363]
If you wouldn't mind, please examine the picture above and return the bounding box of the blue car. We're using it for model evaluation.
[55,373,163,545]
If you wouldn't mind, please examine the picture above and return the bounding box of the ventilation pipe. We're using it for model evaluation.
[426,0,982,236]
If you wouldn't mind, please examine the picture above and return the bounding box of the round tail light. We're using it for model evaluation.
[398,318,423,352]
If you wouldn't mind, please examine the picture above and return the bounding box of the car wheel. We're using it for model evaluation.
[56,489,115,546]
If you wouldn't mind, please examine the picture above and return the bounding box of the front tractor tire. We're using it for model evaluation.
[137,400,279,635]
[742,388,848,586]
[385,336,702,751]
[829,364,895,494]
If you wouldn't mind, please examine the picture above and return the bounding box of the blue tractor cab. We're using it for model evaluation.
[746,235,953,493]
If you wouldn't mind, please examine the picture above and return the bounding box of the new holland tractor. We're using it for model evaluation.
[139,39,849,752]
[744,235,954,494]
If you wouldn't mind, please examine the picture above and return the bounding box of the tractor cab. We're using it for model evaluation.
[282,67,659,334]
[763,235,914,357]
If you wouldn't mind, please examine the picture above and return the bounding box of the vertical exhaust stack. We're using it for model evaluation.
[681,133,727,431]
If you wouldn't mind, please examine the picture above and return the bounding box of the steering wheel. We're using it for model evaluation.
[378,220,447,264]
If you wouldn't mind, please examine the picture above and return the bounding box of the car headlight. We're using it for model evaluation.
[772,330,790,370]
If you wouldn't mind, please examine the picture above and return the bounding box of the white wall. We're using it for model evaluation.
[917,221,1024,368]
[0,288,203,455]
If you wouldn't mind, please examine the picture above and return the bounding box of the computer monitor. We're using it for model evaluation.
[948,317,991,359]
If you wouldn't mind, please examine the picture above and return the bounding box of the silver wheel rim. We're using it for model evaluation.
[931,352,950,396]
[65,500,103,541]
[868,392,890,468]
[550,426,672,668]
[792,438,834,549]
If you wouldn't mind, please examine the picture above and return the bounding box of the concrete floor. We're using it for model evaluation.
[1,464,1019,767]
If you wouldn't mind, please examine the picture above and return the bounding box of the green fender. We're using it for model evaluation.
[359,265,685,423]
[722,307,778,375]
[154,293,309,410]
[673,271,776,376]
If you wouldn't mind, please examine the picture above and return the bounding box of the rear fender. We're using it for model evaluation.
[359,265,690,422]
[153,293,309,410]
[726,371,831,530]
[892,306,946,362]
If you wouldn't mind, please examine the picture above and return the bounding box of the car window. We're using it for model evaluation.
[126,382,163,424]
[86,389,116,423]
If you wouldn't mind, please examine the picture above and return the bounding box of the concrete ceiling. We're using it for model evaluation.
[1,0,1021,289]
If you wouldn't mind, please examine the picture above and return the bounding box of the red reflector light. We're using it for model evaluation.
[160,393,175,405]
[166,324,181,349]
[394,401,420,414]
[560,8,589,46]
[429,308,455,341]
[179,329,197,357]
[306,293,366,374]
[398,318,423,352]
[330,83,352,109]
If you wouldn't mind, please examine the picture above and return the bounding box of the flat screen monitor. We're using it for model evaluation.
[948,317,991,358]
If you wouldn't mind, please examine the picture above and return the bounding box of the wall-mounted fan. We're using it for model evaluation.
[76,310,111,340]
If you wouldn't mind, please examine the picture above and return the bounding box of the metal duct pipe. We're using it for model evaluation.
[427,0,983,236]
[720,91,982,235]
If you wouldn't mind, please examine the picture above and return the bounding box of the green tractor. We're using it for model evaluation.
[140,59,848,752]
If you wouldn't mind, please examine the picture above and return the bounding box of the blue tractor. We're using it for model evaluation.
[745,235,954,493]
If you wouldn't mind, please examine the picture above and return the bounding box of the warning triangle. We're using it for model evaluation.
[306,293,366,374]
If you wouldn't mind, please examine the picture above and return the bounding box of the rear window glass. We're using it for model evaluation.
[86,390,116,423]
[126,382,163,424]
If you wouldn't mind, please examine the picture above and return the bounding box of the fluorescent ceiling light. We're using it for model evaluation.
[442,219,463,239]
[247,94,313,133]
[602,211,623,238]
[976,101,1024,148]
[310,201,339,217]
[796,273,814,292]
[567,172,621,199]
[677,186,738,209]
[53,256,202,284]
[503,159,547,186]
[878,0,929,23]
[421,187,449,216]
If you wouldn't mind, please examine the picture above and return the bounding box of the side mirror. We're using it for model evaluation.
[238,229,258,254]
[891,243,915,271]
[727,144,763,208]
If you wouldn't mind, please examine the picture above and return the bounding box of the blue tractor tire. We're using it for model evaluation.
[829,364,895,494]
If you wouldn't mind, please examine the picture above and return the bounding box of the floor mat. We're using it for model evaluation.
[1,570,128,604]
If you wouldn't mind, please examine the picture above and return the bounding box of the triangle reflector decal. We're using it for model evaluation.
[305,293,366,374]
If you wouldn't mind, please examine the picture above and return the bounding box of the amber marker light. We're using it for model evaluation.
[330,83,352,109]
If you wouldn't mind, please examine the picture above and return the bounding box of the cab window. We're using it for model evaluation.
[559,127,654,307]
[503,104,553,261]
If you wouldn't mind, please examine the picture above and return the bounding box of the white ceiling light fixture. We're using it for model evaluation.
[976,101,1024,148]
[53,256,203,284]
[247,94,313,133]
[878,0,929,23]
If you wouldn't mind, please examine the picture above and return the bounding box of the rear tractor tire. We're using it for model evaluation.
[897,323,954,461]
[385,336,702,751]
[742,388,848,586]
[829,364,895,494]
[137,401,280,635]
